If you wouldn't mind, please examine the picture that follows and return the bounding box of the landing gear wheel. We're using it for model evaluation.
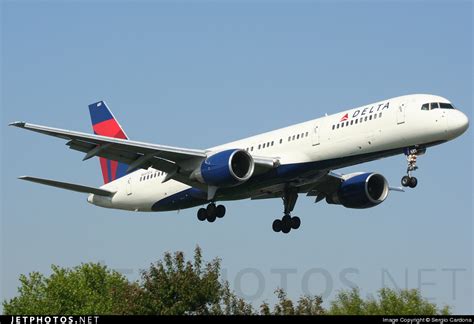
[207,212,216,223]
[291,216,301,230]
[409,177,418,188]
[282,214,291,223]
[197,208,207,221]
[281,219,291,234]
[206,203,217,222]
[401,176,410,187]
[207,203,216,215]
[216,205,226,218]
[272,219,282,232]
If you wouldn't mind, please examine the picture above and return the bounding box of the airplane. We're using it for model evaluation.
[10,94,469,234]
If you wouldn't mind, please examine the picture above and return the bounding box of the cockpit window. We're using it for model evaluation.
[439,103,454,109]
[421,102,455,110]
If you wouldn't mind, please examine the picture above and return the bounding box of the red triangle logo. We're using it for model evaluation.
[340,113,349,122]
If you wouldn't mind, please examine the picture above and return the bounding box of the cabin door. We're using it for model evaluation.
[312,124,320,146]
[397,103,406,124]
[126,177,132,195]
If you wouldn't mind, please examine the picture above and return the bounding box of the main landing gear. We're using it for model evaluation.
[197,203,226,223]
[272,188,301,234]
[401,147,425,188]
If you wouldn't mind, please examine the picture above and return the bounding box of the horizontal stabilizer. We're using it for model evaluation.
[19,176,115,197]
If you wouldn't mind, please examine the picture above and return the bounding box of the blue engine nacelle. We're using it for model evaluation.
[192,149,255,187]
[326,172,389,209]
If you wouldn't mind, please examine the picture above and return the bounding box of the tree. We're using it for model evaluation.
[3,247,451,316]
[261,288,324,315]
[136,246,253,315]
[3,263,138,315]
[328,288,450,315]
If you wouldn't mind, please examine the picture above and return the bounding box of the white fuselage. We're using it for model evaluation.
[88,94,468,212]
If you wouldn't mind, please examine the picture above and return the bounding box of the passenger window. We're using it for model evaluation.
[430,102,439,109]
[263,143,266,148]
[279,139,282,144]
[258,144,261,149]
[332,125,335,130]
[267,142,270,147]
[369,115,372,120]
[364,116,368,122]
[292,135,296,140]
[379,112,382,118]
[360,118,363,123]
[251,147,254,151]
[297,134,300,139]
[288,136,291,142]
[305,132,309,137]
[341,123,344,128]
[421,103,429,110]
[374,114,377,119]
[350,120,354,125]
[355,119,358,124]
[271,141,274,146]
[337,124,340,129]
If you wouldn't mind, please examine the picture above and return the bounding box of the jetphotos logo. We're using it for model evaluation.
[339,102,390,122]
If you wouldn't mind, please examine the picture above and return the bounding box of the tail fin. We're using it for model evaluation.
[88,101,130,184]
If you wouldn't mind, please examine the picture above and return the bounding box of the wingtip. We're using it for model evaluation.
[389,186,405,192]
[18,176,29,180]
[9,121,26,127]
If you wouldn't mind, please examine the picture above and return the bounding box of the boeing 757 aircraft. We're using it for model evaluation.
[10,94,469,233]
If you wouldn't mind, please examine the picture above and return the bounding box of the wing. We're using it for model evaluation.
[10,122,279,190]
[250,171,403,202]
[250,172,342,201]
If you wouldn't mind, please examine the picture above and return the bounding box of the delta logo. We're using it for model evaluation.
[338,102,390,123]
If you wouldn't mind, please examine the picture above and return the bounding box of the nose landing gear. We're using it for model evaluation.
[401,146,425,188]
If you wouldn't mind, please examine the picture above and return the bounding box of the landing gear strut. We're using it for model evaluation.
[272,188,301,234]
[401,147,425,188]
[197,203,226,222]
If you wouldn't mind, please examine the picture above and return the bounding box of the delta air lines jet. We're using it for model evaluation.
[10,94,469,234]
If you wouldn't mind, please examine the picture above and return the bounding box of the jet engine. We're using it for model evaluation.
[326,172,389,209]
[191,149,255,187]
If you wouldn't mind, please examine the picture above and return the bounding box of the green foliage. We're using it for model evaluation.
[3,247,451,316]
[262,288,324,315]
[136,246,253,315]
[3,263,137,315]
[329,288,450,315]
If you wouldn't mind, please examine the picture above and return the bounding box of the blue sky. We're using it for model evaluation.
[1,0,472,314]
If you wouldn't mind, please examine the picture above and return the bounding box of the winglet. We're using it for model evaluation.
[389,186,405,192]
[9,121,26,127]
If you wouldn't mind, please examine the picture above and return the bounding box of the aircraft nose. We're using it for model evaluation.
[448,110,469,139]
